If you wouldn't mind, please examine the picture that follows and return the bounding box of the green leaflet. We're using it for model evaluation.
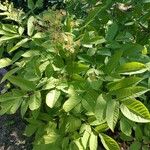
[18,26,24,35]
[120,99,150,122]
[68,141,82,150]
[43,131,60,144]
[65,116,81,132]
[82,31,105,48]
[81,130,90,149]
[80,124,91,133]
[0,58,12,68]
[0,97,23,115]
[129,141,141,150]
[0,101,14,115]
[24,123,39,137]
[105,22,118,41]
[45,64,54,78]
[1,67,20,83]
[120,118,132,136]
[73,139,84,150]
[2,24,18,33]
[82,89,99,114]
[73,62,89,74]
[29,91,41,110]
[33,144,61,150]
[21,100,29,118]
[46,89,61,108]
[9,38,29,53]
[94,94,107,121]
[122,43,144,55]
[52,55,64,70]
[89,132,98,150]
[62,137,69,150]
[22,50,40,58]
[32,32,46,38]
[107,77,142,91]
[109,86,149,101]
[63,86,82,112]
[118,62,147,75]
[83,0,112,28]
[27,16,36,36]
[88,78,102,91]
[143,0,150,3]
[35,0,44,8]
[106,99,119,131]
[99,133,120,150]
[94,123,109,133]
[7,75,36,91]
[134,126,143,141]
[28,0,34,10]
[11,51,25,63]
[42,77,59,90]
[105,50,123,74]
[0,29,8,35]
[39,61,50,73]
[0,35,20,43]
[63,93,81,112]
[0,90,25,102]
[9,98,23,114]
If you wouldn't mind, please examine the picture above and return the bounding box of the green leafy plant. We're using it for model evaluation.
[0,0,150,149]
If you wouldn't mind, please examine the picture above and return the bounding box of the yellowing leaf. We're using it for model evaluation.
[74,139,84,150]
[46,89,60,108]
[120,99,150,122]
[120,104,150,123]
[0,58,11,68]
[43,130,60,144]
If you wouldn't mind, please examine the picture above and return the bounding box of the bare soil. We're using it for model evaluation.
[0,114,33,150]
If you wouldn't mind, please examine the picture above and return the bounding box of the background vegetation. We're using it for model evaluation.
[0,0,150,149]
